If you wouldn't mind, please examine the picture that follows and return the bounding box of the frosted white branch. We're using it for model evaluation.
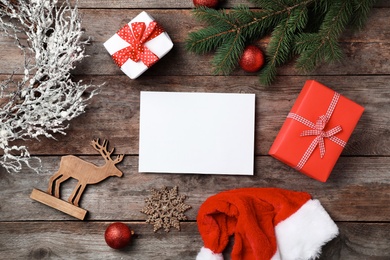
[0,0,100,173]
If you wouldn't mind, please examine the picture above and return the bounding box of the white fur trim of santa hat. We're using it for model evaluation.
[196,247,224,260]
[271,199,339,260]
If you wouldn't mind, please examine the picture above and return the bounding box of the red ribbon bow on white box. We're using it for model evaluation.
[112,21,164,68]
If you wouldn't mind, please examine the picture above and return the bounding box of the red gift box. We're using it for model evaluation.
[269,80,364,182]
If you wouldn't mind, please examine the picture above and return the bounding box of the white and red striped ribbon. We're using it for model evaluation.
[287,92,346,171]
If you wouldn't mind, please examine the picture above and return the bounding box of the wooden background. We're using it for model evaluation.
[1,0,390,259]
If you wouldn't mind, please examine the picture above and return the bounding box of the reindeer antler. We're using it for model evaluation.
[113,154,124,164]
[91,138,113,161]
[91,138,124,164]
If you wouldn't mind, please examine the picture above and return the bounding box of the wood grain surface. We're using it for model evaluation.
[0,1,389,259]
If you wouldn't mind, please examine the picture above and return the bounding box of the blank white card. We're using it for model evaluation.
[139,91,255,175]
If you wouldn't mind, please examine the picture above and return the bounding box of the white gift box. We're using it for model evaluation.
[104,11,174,79]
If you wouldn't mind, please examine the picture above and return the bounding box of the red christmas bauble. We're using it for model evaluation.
[193,0,219,8]
[104,222,133,249]
[239,45,265,73]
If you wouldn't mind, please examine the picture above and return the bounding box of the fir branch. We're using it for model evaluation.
[261,6,308,85]
[186,0,314,77]
[295,1,353,72]
[186,7,238,54]
[213,32,245,75]
[186,0,377,85]
[350,0,376,30]
[249,0,291,11]
[186,26,230,54]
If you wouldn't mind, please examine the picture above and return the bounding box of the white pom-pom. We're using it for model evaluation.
[196,247,223,260]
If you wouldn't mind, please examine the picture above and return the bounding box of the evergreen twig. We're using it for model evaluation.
[186,0,377,85]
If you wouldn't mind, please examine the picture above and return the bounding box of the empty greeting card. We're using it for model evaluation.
[139,91,256,175]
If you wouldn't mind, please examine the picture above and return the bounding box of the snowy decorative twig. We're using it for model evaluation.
[0,0,100,173]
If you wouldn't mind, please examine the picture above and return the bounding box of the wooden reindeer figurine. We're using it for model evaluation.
[30,138,124,220]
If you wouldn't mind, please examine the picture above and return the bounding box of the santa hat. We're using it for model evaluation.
[196,188,338,260]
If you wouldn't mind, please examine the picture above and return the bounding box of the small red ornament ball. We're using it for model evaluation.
[239,45,265,73]
[193,0,219,8]
[104,222,133,249]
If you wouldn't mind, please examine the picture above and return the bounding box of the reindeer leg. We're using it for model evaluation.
[53,175,70,199]
[68,182,82,206]
[73,184,87,208]
[48,172,62,195]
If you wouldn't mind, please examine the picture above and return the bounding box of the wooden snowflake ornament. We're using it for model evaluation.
[141,186,191,232]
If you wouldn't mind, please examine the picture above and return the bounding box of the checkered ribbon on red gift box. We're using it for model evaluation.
[287,92,347,170]
[112,21,164,68]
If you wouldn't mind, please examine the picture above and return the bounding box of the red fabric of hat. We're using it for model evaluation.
[196,188,338,260]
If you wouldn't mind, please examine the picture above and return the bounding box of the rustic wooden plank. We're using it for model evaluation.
[320,222,390,259]
[62,7,390,77]
[0,9,389,76]
[75,9,390,44]
[6,75,389,156]
[0,221,388,259]
[3,41,388,77]
[1,8,386,45]
[0,221,201,260]
[59,0,390,9]
[0,1,388,260]
[75,42,390,76]
[375,0,390,7]
[1,156,389,221]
